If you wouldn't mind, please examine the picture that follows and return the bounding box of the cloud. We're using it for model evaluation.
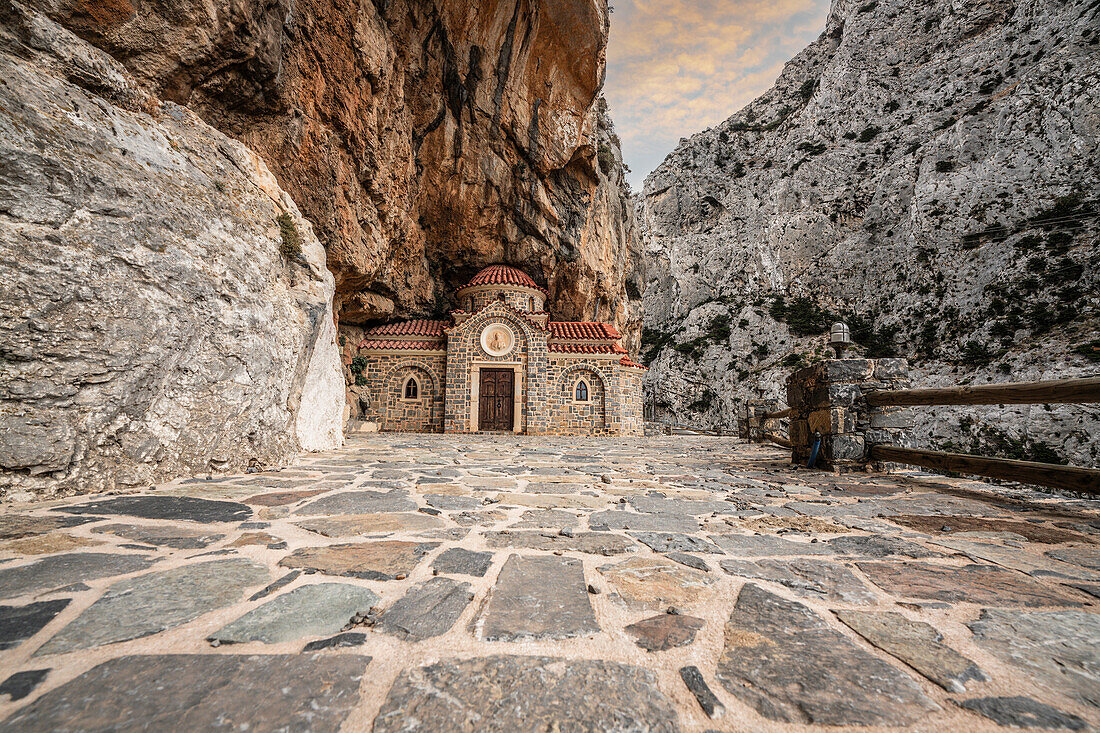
[604,0,831,189]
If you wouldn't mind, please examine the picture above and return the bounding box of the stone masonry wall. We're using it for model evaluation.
[617,365,646,437]
[548,360,611,435]
[462,289,546,315]
[357,352,447,432]
[787,358,912,472]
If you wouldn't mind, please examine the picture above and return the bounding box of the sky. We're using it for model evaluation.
[604,0,832,191]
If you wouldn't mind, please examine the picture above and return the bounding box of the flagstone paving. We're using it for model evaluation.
[0,433,1097,732]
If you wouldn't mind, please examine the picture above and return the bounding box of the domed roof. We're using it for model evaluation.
[459,265,547,294]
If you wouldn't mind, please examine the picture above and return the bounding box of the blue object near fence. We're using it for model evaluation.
[807,432,822,468]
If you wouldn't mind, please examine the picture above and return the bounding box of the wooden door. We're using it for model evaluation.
[479,369,514,431]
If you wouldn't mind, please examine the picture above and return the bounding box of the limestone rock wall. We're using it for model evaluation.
[639,0,1099,467]
[30,0,642,349]
[0,4,344,498]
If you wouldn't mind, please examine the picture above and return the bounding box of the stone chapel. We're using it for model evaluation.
[355,265,646,435]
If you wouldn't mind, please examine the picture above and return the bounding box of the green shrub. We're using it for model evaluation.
[978,72,1003,94]
[1073,339,1100,362]
[858,125,881,142]
[785,297,831,336]
[277,212,302,260]
[1026,255,1046,273]
[641,327,676,365]
[689,388,716,413]
[707,314,731,341]
[963,424,1067,465]
[769,294,833,336]
[1028,302,1055,332]
[915,321,938,357]
[349,356,369,386]
[781,352,807,368]
[769,295,787,322]
[990,319,1014,338]
[1046,230,1073,253]
[674,337,707,360]
[1029,194,1091,228]
[960,340,994,366]
[597,146,615,175]
[1015,234,1042,250]
[847,313,899,357]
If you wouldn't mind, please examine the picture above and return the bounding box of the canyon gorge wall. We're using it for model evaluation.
[1,0,639,497]
[640,0,1099,466]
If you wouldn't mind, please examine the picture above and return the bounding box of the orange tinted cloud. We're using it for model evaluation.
[605,0,830,189]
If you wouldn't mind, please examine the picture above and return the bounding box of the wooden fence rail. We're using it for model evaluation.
[763,432,792,449]
[869,445,1100,495]
[865,377,1100,407]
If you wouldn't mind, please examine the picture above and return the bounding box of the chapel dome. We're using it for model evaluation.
[458,265,548,294]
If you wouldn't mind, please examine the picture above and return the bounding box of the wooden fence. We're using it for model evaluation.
[866,377,1100,495]
[865,377,1100,407]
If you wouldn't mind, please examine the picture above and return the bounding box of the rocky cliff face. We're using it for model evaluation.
[0,0,638,497]
[640,0,1099,466]
[0,3,344,499]
[31,0,642,347]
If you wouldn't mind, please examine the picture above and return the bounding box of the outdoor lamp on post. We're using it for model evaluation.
[828,322,851,358]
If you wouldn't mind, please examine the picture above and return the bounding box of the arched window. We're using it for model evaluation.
[528,296,534,311]
[403,376,419,400]
[574,379,589,402]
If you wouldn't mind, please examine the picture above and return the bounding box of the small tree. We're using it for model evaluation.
[277,212,302,260]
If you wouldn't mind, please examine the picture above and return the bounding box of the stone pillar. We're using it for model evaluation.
[786,358,912,472]
[741,399,782,441]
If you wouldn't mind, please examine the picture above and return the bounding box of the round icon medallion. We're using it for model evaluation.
[480,324,515,356]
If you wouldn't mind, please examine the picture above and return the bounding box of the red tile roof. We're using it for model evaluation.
[358,339,445,351]
[619,356,648,370]
[460,265,548,294]
[363,319,448,337]
[548,342,627,354]
[549,321,622,340]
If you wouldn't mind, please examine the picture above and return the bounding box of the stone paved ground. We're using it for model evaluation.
[1,434,1098,732]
